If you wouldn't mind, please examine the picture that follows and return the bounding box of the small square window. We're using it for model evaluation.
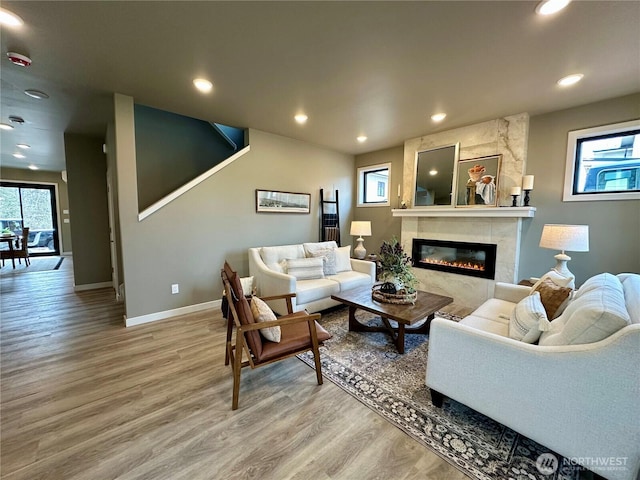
[358,163,391,207]
[564,120,640,202]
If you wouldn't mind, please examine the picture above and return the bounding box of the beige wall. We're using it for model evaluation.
[353,146,404,256]
[114,93,355,320]
[520,93,640,284]
[0,166,72,253]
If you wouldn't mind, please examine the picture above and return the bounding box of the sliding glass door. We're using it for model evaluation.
[0,182,60,256]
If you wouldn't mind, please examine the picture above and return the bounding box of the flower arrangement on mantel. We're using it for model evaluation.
[375,237,418,301]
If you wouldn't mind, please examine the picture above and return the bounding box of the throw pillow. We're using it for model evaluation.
[310,248,337,275]
[240,276,254,296]
[334,245,352,272]
[286,257,325,280]
[266,259,287,274]
[250,296,281,343]
[530,276,573,319]
[508,292,550,343]
[303,241,338,257]
[539,273,630,346]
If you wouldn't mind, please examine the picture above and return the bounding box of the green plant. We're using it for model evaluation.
[377,237,418,293]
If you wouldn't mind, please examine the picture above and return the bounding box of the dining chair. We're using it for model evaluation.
[1,227,30,267]
[221,261,331,410]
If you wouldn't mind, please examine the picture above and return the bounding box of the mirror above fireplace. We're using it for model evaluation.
[413,143,459,207]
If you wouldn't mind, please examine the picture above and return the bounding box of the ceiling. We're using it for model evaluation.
[1,1,639,172]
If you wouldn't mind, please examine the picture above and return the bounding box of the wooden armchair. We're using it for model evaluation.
[221,261,331,410]
[1,227,30,267]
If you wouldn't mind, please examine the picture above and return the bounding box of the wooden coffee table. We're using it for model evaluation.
[331,285,453,354]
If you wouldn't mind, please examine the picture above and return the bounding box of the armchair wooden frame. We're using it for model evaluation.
[221,269,324,410]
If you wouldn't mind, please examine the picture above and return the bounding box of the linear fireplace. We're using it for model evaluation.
[412,238,497,280]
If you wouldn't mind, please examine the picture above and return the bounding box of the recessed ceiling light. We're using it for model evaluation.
[357,135,368,143]
[535,0,571,15]
[429,169,438,176]
[193,78,213,93]
[431,113,447,122]
[13,153,26,159]
[0,7,24,27]
[557,73,584,87]
[294,114,308,124]
[16,143,30,149]
[24,89,49,99]
[28,165,39,170]
[0,123,14,130]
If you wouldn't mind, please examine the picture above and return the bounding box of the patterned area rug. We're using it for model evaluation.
[298,306,582,480]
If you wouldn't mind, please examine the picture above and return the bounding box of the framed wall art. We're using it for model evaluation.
[255,189,311,213]
[454,155,502,207]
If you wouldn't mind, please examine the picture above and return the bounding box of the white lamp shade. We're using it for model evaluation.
[350,221,372,237]
[539,224,589,252]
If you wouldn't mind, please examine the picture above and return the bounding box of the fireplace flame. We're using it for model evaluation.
[420,257,485,271]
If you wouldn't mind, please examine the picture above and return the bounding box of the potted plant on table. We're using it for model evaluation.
[373,237,418,304]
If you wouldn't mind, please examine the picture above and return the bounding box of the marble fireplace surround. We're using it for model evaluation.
[398,113,532,310]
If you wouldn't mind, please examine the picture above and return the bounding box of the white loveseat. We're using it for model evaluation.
[426,273,640,480]
[248,241,375,315]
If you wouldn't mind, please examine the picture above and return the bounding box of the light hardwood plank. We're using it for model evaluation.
[1,257,471,480]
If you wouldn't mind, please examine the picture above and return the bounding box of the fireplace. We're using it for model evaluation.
[412,238,497,279]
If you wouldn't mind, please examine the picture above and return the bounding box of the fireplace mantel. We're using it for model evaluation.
[392,206,536,218]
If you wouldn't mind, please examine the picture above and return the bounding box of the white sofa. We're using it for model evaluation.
[248,241,375,315]
[426,273,640,480]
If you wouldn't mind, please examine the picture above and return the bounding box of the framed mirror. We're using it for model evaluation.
[454,155,502,207]
[413,143,459,207]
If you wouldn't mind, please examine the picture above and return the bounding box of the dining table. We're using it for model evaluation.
[0,235,17,269]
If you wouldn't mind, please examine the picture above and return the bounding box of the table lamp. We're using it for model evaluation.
[539,224,589,285]
[350,221,372,259]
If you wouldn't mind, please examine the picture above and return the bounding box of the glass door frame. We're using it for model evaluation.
[0,180,61,257]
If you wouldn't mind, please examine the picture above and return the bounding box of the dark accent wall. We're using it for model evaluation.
[134,104,242,211]
[64,133,112,286]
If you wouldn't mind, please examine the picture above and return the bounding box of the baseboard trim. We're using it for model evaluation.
[74,281,113,292]
[124,299,222,327]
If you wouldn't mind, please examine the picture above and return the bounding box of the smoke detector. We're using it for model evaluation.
[6,52,31,67]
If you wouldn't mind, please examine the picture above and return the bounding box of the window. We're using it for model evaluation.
[563,119,640,201]
[358,163,390,206]
[0,181,60,256]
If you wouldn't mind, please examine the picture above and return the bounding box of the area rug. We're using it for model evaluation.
[297,307,582,480]
[0,256,63,276]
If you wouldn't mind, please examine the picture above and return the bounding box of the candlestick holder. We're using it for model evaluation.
[523,189,532,206]
[511,194,519,207]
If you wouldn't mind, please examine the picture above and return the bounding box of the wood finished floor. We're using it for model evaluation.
[1,258,470,480]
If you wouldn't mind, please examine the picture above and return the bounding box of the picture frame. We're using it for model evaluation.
[454,155,502,207]
[255,189,311,214]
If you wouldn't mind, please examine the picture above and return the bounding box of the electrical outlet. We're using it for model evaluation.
[171,284,179,294]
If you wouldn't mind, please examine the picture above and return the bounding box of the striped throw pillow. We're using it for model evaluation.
[286,257,325,280]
